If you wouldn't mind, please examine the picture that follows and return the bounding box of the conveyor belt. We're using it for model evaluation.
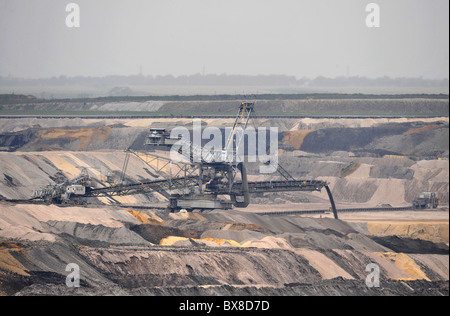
[207,179,328,194]
[256,206,414,216]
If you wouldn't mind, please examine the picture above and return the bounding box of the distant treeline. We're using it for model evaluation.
[0,74,448,88]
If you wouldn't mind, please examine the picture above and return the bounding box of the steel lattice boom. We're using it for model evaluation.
[32,101,339,219]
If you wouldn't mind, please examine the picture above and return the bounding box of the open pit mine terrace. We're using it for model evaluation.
[0,95,449,297]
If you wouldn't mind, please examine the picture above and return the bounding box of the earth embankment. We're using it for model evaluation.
[0,205,448,296]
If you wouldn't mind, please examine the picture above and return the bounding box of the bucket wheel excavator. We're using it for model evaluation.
[33,101,339,219]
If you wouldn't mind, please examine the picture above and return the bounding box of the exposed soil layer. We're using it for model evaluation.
[2,97,448,116]
[12,279,450,296]
[299,123,448,158]
[0,113,448,296]
[0,205,448,296]
[0,117,448,159]
[129,224,200,244]
[370,236,449,255]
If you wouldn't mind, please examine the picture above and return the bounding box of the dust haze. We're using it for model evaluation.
[0,0,448,80]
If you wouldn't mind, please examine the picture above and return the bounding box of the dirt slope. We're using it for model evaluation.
[0,114,448,296]
[0,205,448,296]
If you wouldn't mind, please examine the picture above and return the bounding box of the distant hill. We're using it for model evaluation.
[0,94,36,104]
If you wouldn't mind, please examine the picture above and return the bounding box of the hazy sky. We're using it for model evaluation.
[0,0,448,79]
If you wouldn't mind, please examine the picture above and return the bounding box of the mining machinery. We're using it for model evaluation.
[32,167,92,204]
[32,101,339,219]
[413,192,440,209]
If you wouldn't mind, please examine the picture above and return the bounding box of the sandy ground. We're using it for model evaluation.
[0,114,448,295]
[1,200,449,296]
[340,210,449,221]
